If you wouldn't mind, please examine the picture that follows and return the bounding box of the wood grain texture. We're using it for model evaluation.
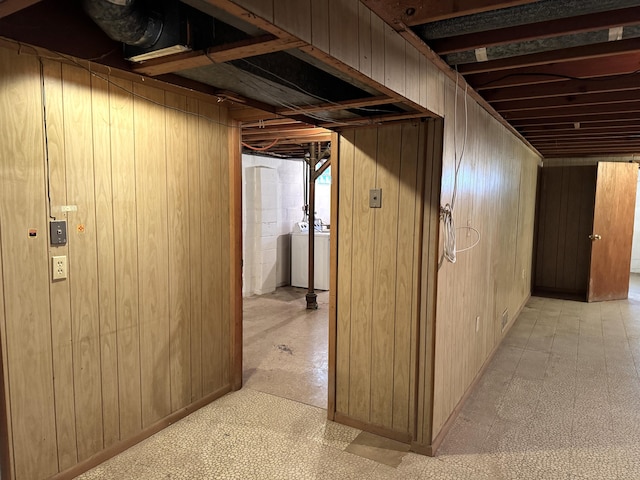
[273,0,311,43]
[336,130,355,416]
[358,2,373,78]
[431,76,540,442]
[199,101,224,395]
[166,91,192,411]
[310,0,330,52]
[0,49,58,480]
[328,131,340,418]
[370,124,402,428]
[109,76,143,440]
[328,0,360,70]
[134,83,171,428]
[0,44,234,479]
[347,127,377,422]
[336,122,428,436]
[43,59,78,471]
[91,71,120,450]
[534,166,596,296]
[62,63,104,462]
[588,162,638,301]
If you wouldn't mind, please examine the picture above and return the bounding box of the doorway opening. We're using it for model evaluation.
[238,117,334,409]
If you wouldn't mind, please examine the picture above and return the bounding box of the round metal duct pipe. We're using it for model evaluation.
[83,0,163,48]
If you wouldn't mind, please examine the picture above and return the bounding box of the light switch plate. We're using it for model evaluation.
[369,188,382,208]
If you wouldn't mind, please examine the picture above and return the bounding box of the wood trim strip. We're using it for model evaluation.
[133,36,306,76]
[229,119,243,391]
[327,131,340,421]
[276,95,394,115]
[428,295,530,456]
[48,385,232,480]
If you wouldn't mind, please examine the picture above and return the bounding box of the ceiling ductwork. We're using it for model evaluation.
[82,0,163,48]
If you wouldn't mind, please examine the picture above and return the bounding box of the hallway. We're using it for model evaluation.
[77,278,640,479]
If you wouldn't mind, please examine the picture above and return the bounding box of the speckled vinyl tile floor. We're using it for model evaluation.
[77,278,640,479]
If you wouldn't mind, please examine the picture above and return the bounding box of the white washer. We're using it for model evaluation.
[291,231,330,290]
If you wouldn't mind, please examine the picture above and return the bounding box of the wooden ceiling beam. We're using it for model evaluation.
[511,112,640,127]
[133,35,304,76]
[361,0,540,26]
[0,0,41,19]
[482,75,640,102]
[431,6,640,54]
[321,111,430,128]
[539,145,640,153]
[458,37,640,75]
[493,90,640,113]
[276,96,393,115]
[522,121,640,135]
[471,52,640,90]
[526,130,640,140]
[243,127,329,139]
[502,101,640,121]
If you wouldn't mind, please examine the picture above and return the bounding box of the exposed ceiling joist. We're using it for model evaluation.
[430,6,640,54]
[511,112,640,127]
[502,100,640,120]
[276,96,394,115]
[494,90,640,112]
[457,37,640,74]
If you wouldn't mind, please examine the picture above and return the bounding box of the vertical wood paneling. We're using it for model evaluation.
[336,122,429,437]
[328,0,359,70]
[358,2,372,78]
[109,77,143,440]
[393,123,421,432]
[43,59,78,471]
[405,45,421,105]
[274,0,311,43]
[370,13,386,85]
[336,130,355,416]
[370,124,402,428]
[199,102,223,395]
[219,108,231,386]
[134,83,171,428]
[384,24,405,96]
[166,92,191,411]
[348,128,377,422]
[91,72,120,449]
[311,0,330,52]
[0,44,234,479]
[188,97,203,402]
[0,50,58,480]
[62,63,104,461]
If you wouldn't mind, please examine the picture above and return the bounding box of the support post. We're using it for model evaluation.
[306,143,318,309]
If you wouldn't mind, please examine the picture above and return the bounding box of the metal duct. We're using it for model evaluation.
[83,0,163,48]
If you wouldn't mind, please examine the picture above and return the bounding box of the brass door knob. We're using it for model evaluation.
[589,234,602,240]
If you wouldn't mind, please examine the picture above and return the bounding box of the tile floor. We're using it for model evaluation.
[77,278,640,479]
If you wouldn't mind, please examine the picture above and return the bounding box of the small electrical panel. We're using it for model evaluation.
[52,255,67,280]
[50,220,67,245]
[369,188,382,208]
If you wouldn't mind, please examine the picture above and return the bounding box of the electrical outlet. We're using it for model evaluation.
[475,316,480,332]
[52,255,67,280]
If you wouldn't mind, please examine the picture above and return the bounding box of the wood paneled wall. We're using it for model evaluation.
[429,79,540,444]
[230,0,445,116]
[335,121,432,439]
[0,46,233,480]
[534,166,597,297]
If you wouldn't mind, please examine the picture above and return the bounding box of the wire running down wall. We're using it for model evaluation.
[0,45,233,480]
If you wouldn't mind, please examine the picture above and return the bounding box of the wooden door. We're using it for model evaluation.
[588,162,638,302]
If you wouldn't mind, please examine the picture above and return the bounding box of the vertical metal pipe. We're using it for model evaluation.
[306,143,318,309]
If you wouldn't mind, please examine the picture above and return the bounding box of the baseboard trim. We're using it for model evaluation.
[49,384,232,480]
[333,412,412,444]
[429,295,531,455]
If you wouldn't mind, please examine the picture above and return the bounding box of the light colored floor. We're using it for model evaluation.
[77,278,640,479]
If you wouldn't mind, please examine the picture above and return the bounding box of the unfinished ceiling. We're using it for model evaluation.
[1,0,640,158]
[364,0,640,158]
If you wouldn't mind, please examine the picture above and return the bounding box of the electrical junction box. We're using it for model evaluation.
[50,220,67,245]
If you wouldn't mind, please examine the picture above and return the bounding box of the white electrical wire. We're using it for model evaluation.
[439,72,470,269]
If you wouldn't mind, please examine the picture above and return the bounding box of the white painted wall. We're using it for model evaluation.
[631,174,640,273]
[242,154,305,296]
